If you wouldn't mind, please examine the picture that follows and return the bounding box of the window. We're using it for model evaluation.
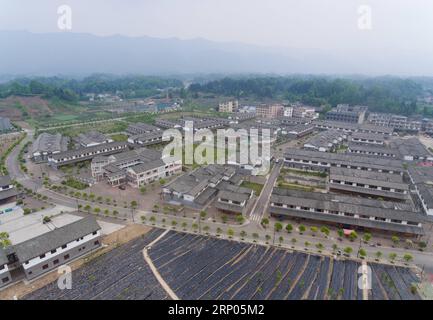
[40,254,46,259]
[51,249,57,254]
[64,254,70,260]
[42,264,49,270]
[92,231,97,235]
[53,259,59,265]
[62,244,67,249]
[0,265,4,271]
[94,241,100,246]
[2,277,9,284]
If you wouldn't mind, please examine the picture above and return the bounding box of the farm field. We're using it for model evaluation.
[23,228,168,300]
[22,230,421,300]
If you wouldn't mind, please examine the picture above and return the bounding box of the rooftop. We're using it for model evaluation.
[12,215,100,263]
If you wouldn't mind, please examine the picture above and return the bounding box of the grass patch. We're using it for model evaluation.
[110,133,128,142]
[280,168,327,178]
[61,177,89,190]
[276,181,314,192]
[240,181,264,195]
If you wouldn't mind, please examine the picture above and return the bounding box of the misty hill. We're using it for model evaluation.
[1,31,341,76]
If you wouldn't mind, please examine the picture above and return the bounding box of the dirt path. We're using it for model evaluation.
[142,229,179,300]
[0,224,151,300]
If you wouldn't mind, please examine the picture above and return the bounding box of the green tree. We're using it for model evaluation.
[285,224,293,233]
[359,248,367,258]
[236,214,245,224]
[298,225,306,234]
[320,226,330,237]
[274,222,283,232]
[337,229,344,239]
[375,251,382,260]
[84,204,91,213]
[227,228,234,238]
[261,217,269,227]
[391,236,400,246]
[344,247,353,256]
[310,226,318,236]
[200,211,207,220]
[403,254,413,263]
[389,253,397,262]
[349,231,358,242]
[363,233,372,243]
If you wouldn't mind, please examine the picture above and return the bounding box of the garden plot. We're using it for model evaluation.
[150,232,420,300]
[23,228,166,300]
[23,230,421,300]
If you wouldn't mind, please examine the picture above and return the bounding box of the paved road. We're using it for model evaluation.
[248,161,282,223]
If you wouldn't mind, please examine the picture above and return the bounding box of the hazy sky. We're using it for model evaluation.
[1,0,433,75]
[0,0,431,49]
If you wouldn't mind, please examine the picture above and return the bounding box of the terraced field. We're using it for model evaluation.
[23,230,421,300]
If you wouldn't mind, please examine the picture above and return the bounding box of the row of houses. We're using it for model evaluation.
[346,143,399,158]
[48,141,129,168]
[328,167,409,202]
[303,129,346,152]
[0,215,101,289]
[408,166,433,216]
[283,148,404,175]
[269,188,424,236]
[312,120,394,136]
[367,113,425,132]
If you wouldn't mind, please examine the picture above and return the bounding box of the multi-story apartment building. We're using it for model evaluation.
[292,106,318,119]
[283,107,293,117]
[368,113,423,132]
[256,104,284,119]
[325,104,368,124]
[218,100,239,113]
[91,148,182,187]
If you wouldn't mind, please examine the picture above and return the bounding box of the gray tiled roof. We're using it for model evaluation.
[0,248,8,265]
[284,148,403,171]
[0,187,18,201]
[218,190,250,202]
[329,167,407,190]
[13,216,101,262]
[0,175,12,187]
[51,141,128,160]
[271,188,423,223]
